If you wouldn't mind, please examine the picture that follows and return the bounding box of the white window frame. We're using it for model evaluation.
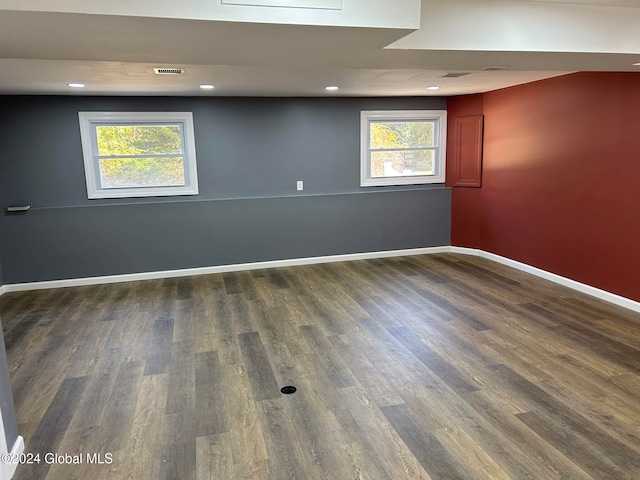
[78,111,199,199]
[360,110,447,187]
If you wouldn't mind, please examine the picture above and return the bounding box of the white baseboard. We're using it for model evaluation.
[0,434,23,480]
[449,246,481,256]
[0,246,450,294]
[451,246,640,314]
[1,245,638,315]
[6,436,23,480]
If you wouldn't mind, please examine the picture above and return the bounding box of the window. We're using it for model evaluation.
[78,112,199,199]
[360,110,447,187]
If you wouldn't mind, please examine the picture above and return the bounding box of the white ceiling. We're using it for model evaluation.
[519,0,640,7]
[0,0,639,96]
[390,0,640,54]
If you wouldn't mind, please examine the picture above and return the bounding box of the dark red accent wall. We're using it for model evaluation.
[446,72,640,302]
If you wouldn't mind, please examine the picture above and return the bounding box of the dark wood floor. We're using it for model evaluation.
[2,253,640,479]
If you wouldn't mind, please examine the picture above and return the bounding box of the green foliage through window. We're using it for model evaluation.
[99,157,185,188]
[95,124,186,188]
[369,121,435,178]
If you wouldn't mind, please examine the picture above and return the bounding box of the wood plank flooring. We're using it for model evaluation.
[2,253,640,479]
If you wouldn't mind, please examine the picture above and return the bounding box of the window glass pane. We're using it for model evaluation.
[96,125,183,156]
[99,157,186,188]
[370,150,434,178]
[370,121,435,149]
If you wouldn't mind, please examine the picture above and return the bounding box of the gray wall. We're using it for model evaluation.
[0,316,18,449]
[0,96,450,283]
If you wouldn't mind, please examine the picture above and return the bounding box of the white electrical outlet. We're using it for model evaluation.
[297,181,304,191]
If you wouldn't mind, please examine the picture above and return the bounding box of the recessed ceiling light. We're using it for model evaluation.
[199,84,215,90]
[67,82,85,88]
[325,85,339,91]
[427,85,441,90]
[634,62,640,66]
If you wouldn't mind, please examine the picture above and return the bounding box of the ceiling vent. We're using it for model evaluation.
[153,68,185,75]
[439,72,471,78]
[482,66,508,71]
